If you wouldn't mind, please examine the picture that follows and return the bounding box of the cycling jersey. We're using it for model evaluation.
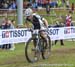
[25,13,47,30]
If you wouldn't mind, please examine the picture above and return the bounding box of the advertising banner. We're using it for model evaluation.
[0,26,75,45]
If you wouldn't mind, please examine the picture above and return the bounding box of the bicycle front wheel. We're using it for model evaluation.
[25,38,40,63]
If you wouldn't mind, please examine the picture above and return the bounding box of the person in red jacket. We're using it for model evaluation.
[65,12,72,27]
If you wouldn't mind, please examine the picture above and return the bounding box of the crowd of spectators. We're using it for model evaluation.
[0,0,74,10]
[24,0,67,8]
[0,0,17,9]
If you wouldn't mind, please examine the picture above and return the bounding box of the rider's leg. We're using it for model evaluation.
[40,31,49,47]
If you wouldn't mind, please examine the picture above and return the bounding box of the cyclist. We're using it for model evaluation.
[24,8,49,46]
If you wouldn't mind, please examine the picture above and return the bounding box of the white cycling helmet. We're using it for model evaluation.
[25,8,33,17]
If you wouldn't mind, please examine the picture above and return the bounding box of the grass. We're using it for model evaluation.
[0,41,75,67]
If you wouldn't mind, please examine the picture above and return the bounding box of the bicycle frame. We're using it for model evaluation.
[32,29,41,51]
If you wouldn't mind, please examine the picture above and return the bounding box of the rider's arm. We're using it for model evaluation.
[24,17,30,28]
[25,21,30,28]
[42,18,48,28]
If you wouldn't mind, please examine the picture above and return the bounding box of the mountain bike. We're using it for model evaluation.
[25,29,51,63]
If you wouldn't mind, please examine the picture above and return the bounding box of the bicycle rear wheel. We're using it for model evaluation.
[42,36,51,59]
[25,38,40,63]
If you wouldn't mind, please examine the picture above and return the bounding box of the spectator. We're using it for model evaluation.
[71,3,74,13]
[1,17,15,50]
[9,19,15,50]
[62,0,66,7]
[32,0,38,12]
[3,2,9,9]
[54,22,64,46]
[0,2,5,9]
[1,17,11,49]
[65,12,72,26]
[37,0,42,7]
[9,0,16,9]
[1,17,11,29]
[46,0,50,15]
[42,0,47,8]
[58,0,62,7]
[66,0,70,10]
[0,2,3,9]
[23,2,27,9]
[52,16,65,46]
